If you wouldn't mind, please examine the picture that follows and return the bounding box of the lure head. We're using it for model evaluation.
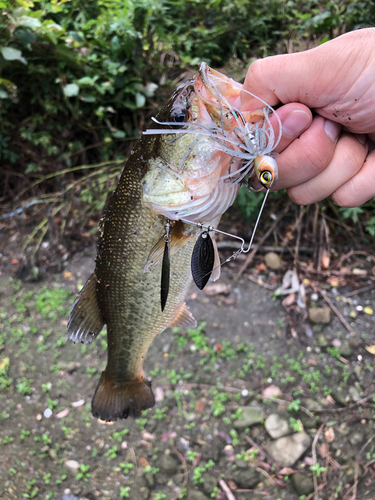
[249,155,279,191]
[142,64,277,222]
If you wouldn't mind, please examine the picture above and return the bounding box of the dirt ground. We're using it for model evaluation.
[1,227,375,500]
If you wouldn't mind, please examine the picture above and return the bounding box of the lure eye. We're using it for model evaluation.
[260,170,272,186]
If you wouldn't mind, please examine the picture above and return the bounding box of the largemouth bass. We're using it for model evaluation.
[67,64,278,422]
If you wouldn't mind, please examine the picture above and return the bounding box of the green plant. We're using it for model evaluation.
[76,464,91,481]
[120,462,134,474]
[105,445,118,459]
[16,377,33,395]
[310,463,326,478]
[193,459,215,484]
[120,486,130,498]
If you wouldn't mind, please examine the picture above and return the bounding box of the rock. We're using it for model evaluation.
[231,466,262,488]
[266,432,311,467]
[331,387,349,406]
[59,361,80,373]
[56,496,79,500]
[200,473,217,495]
[139,486,150,500]
[317,333,328,347]
[349,386,361,402]
[264,252,282,270]
[159,451,178,475]
[187,491,210,500]
[48,448,58,460]
[349,432,364,446]
[343,460,363,483]
[233,406,264,430]
[292,472,314,496]
[265,413,290,439]
[64,460,80,475]
[308,307,331,324]
[339,341,352,357]
[144,471,155,488]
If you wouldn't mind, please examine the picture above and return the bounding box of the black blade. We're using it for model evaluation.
[161,240,170,311]
[191,231,215,290]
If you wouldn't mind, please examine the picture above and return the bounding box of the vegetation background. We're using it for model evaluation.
[1,0,375,263]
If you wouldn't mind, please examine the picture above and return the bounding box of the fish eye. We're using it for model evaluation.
[172,109,189,123]
[260,170,272,185]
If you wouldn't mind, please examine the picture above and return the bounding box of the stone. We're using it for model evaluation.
[342,460,363,483]
[200,473,217,495]
[308,307,331,324]
[317,333,328,347]
[331,387,349,406]
[349,386,361,402]
[233,406,264,430]
[187,491,210,500]
[349,432,364,446]
[144,471,155,488]
[139,486,150,500]
[265,413,290,439]
[339,341,352,357]
[264,252,282,270]
[59,361,80,373]
[159,451,179,475]
[64,460,80,474]
[292,472,314,496]
[231,467,262,489]
[266,432,311,467]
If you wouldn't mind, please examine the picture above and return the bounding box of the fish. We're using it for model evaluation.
[67,63,280,422]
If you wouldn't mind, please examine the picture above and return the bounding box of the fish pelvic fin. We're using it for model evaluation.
[144,221,193,273]
[67,273,105,344]
[169,302,197,329]
[91,371,155,422]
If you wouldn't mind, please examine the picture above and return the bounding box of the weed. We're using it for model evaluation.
[112,429,129,443]
[287,399,301,412]
[310,463,326,478]
[230,429,240,446]
[76,464,91,481]
[16,377,33,395]
[120,486,130,498]
[289,417,304,433]
[20,429,30,440]
[193,459,215,484]
[105,445,118,459]
[120,462,134,475]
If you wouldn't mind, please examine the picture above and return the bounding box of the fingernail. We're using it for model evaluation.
[355,134,366,145]
[324,119,341,142]
[283,110,311,138]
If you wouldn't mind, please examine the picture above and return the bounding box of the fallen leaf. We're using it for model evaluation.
[325,427,335,443]
[11,259,19,264]
[279,467,296,475]
[138,457,149,467]
[63,271,72,278]
[262,385,282,398]
[142,431,155,440]
[56,408,70,419]
[352,268,367,276]
[307,359,317,366]
[71,399,85,407]
[282,293,295,307]
[321,248,330,269]
[365,345,375,355]
[196,398,206,412]
[364,307,373,315]
[203,283,231,295]
[215,343,222,353]
[319,442,329,458]
[255,263,267,271]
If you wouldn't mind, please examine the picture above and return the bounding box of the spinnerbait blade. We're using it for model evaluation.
[191,231,215,290]
[161,220,172,311]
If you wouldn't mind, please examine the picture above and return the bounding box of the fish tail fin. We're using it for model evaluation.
[91,371,155,422]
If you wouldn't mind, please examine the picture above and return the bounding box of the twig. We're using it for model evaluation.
[256,466,276,485]
[238,202,290,277]
[356,434,375,459]
[219,479,236,500]
[332,249,375,270]
[171,443,188,500]
[342,283,375,297]
[321,212,355,232]
[311,283,355,335]
[311,425,325,499]
[244,435,283,469]
[313,394,375,414]
[247,274,276,290]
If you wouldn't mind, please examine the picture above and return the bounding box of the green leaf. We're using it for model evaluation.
[55,45,78,65]
[63,83,79,97]
[2,47,22,61]
[112,130,126,139]
[135,92,145,108]
[16,16,42,29]
[0,90,8,99]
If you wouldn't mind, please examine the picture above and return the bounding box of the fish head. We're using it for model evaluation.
[142,64,267,222]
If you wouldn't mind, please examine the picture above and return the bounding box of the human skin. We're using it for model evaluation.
[240,28,375,207]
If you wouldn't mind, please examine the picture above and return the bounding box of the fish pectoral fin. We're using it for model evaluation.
[209,236,221,282]
[169,302,197,329]
[144,221,193,273]
[91,371,155,422]
[67,273,105,344]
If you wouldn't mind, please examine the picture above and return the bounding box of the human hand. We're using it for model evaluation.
[240,28,375,207]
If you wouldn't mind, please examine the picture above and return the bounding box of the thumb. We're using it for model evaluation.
[240,29,373,112]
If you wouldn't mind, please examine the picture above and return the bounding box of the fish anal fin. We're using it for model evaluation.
[209,236,221,282]
[67,273,105,344]
[91,371,155,422]
[169,302,197,329]
[144,221,193,273]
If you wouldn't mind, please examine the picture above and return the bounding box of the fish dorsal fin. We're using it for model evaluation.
[67,273,105,344]
[209,236,221,282]
[169,303,197,329]
[144,221,193,273]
